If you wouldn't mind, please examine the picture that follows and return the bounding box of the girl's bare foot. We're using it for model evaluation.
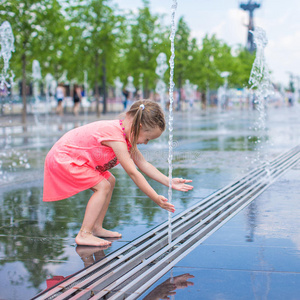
[93,227,122,238]
[75,230,111,247]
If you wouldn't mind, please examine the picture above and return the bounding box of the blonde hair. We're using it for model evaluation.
[126,99,165,151]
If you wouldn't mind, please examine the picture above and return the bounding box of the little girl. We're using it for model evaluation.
[43,100,193,247]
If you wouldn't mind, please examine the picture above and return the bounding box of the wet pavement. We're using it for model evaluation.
[0,105,300,299]
[139,166,300,300]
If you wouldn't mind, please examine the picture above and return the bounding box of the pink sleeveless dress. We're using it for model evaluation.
[43,120,131,201]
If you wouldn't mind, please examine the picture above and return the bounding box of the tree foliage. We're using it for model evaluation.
[121,0,169,97]
[0,0,255,116]
[65,0,124,114]
[0,0,67,121]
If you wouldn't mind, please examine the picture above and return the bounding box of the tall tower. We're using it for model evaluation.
[240,1,261,53]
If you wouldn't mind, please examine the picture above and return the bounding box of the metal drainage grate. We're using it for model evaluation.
[34,145,300,300]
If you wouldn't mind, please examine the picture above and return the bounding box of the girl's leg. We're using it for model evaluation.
[92,175,122,238]
[58,101,63,116]
[73,102,79,116]
[75,179,113,246]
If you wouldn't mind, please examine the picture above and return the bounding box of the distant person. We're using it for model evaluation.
[287,91,293,106]
[134,89,143,101]
[55,85,65,116]
[43,100,193,247]
[73,85,82,116]
[122,88,129,110]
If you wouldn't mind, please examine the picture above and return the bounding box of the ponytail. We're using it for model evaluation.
[126,100,165,151]
[130,106,143,151]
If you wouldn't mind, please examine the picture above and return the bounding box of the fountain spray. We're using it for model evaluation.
[155,52,168,110]
[168,0,177,245]
[249,27,274,174]
[0,21,15,91]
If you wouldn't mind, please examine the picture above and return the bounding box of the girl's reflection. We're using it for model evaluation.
[75,246,195,299]
[143,273,194,300]
[44,245,194,299]
[75,244,111,267]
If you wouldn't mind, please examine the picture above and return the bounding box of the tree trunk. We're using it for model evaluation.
[144,77,149,99]
[102,56,107,114]
[206,83,210,108]
[94,52,100,117]
[177,73,182,111]
[54,64,58,82]
[21,52,27,124]
[201,90,207,110]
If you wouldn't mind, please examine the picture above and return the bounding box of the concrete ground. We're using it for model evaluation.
[0,105,300,299]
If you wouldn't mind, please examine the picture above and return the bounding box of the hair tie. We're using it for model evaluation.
[139,104,145,110]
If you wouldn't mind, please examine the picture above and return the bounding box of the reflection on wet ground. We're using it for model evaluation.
[0,107,299,299]
[142,273,194,300]
[144,166,300,300]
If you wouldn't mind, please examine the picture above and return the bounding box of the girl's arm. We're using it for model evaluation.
[132,147,168,185]
[103,141,175,212]
[132,148,193,192]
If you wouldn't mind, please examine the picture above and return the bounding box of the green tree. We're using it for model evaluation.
[230,45,255,88]
[38,2,72,82]
[0,0,67,123]
[188,35,235,108]
[123,0,169,98]
[174,17,195,106]
[65,0,125,115]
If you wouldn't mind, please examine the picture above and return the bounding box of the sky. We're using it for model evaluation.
[114,0,300,87]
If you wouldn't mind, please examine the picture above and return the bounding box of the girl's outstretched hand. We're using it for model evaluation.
[155,195,175,213]
[172,178,193,191]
